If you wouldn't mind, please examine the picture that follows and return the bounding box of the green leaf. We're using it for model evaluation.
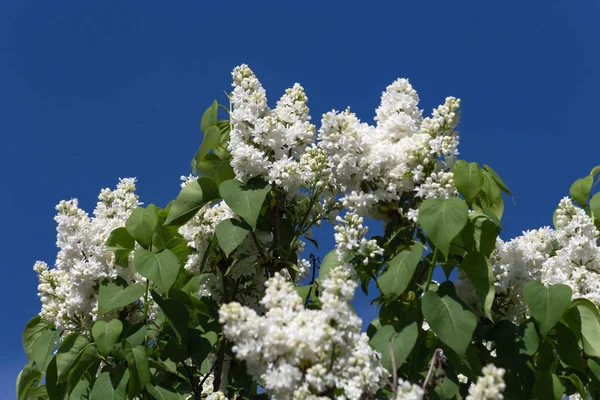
[523,280,572,336]
[91,370,129,400]
[134,249,180,293]
[165,178,220,226]
[421,290,477,357]
[215,218,251,257]
[564,299,600,357]
[123,323,147,348]
[126,205,159,249]
[123,343,151,398]
[188,330,214,369]
[454,160,483,204]
[483,165,511,195]
[98,281,145,315]
[459,252,495,320]
[480,171,504,220]
[16,363,42,400]
[66,344,99,395]
[368,323,418,373]
[92,319,123,357]
[220,178,271,230]
[200,100,218,134]
[588,359,600,382]
[45,357,67,400]
[590,192,600,220]
[69,379,90,400]
[152,291,190,343]
[570,175,593,206]
[22,316,49,361]
[106,227,135,251]
[168,288,211,317]
[532,372,564,400]
[32,329,59,371]
[418,197,469,259]
[295,285,313,305]
[560,373,586,399]
[28,384,48,400]
[196,154,235,185]
[55,333,88,382]
[554,322,585,371]
[317,250,340,283]
[147,385,184,400]
[465,212,498,257]
[192,126,222,171]
[378,242,423,301]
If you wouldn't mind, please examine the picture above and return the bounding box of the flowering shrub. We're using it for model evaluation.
[17,65,600,400]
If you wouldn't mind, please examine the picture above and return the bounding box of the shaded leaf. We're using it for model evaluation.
[90,370,128,400]
[54,333,88,382]
[369,323,418,373]
[459,252,494,320]
[165,178,220,226]
[422,290,477,357]
[532,373,564,400]
[215,218,251,257]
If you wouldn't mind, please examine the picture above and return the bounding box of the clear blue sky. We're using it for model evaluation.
[1,1,599,395]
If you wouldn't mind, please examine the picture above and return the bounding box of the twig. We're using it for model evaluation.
[389,333,398,399]
[422,348,444,390]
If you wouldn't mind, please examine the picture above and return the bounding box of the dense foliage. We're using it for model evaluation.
[17,65,600,400]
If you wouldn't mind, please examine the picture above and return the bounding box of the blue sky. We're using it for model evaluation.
[1,1,599,395]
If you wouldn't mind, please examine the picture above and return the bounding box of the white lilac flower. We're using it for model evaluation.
[395,378,425,400]
[228,64,316,194]
[219,267,386,399]
[318,80,461,218]
[456,197,600,323]
[34,178,142,333]
[466,364,506,400]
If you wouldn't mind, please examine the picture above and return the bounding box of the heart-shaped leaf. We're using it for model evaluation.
[523,280,572,336]
[454,160,483,204]
[126,205,160,249]
[570,175,593,206]
[215,218,251,256]
[134,249,180,293]
[422,290,477,357]
[418,197,468,259]
[92,320,123,356]
[369,323,418,373]
[220,178,271,230]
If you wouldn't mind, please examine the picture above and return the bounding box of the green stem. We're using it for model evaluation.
[424,247,438,292]
[143,278,150,346]
[286,188,319,260]
[251,231,268,261]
